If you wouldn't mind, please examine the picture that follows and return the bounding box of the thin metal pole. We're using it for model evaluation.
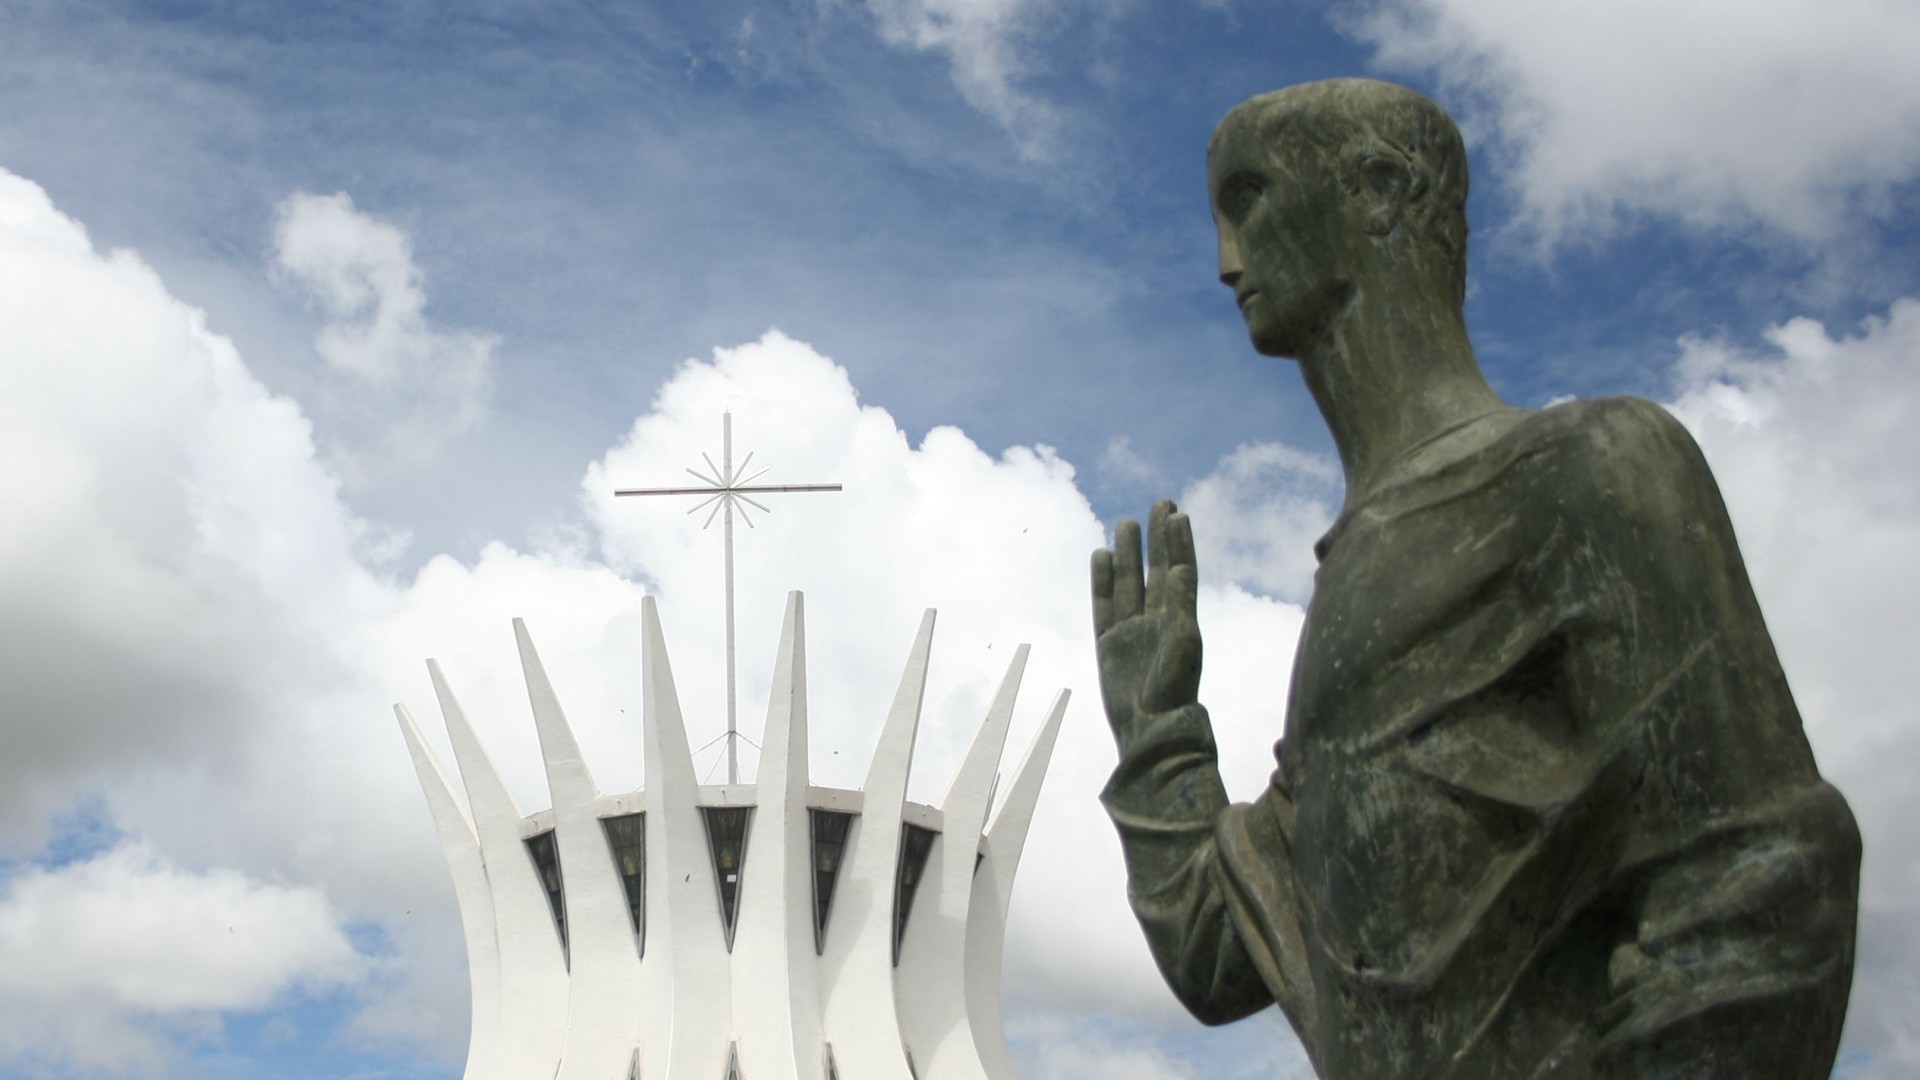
[611,410,838,787]
[722,413,738,785]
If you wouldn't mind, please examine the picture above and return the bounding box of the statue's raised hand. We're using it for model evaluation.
[1092,500,1203,746]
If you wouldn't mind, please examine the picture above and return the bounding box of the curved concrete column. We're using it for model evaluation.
[820,609,935,1078]
[731,592,820,1080]
[641,598,731,1080]
[518,620,648,1080]
[967,689,1068,1080]
[396,704,501,1080]
[897,647,1026,1080]
[430,660,571,1080]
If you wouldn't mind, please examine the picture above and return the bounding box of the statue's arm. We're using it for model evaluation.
[1100,702,1276,1025]
[1093,503,1274,1025]
[1557,401,1861,1075]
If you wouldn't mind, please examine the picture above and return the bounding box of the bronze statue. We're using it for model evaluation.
[1093,79,1860,1078]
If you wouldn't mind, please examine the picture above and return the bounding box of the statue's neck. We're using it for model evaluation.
[1297,284,1507,509]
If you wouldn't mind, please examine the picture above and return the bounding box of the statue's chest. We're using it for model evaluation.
[1288,499,1528,744]
[1280,496,1553,983]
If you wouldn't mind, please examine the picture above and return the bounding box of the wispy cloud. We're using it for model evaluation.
[847,0,1068,157]
[273,191,495,482]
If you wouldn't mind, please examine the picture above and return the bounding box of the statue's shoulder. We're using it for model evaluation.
[1513,395,1726,534]
[1424,397,1701,487]
[1522,395,1694,454]
[1344,399,1719,555]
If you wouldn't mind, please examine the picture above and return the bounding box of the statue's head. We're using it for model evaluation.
[1209,79,1469,358]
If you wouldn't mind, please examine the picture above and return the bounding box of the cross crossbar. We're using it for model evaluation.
[612,412,841,783]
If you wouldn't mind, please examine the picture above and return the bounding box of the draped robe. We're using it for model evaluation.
[1103,398,1859,1079]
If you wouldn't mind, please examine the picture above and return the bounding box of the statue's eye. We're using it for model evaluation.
[1222,176,1264,219]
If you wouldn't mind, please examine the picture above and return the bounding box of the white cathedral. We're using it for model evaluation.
[397,592,1066,1080]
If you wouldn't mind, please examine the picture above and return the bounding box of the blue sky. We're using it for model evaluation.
[2,1,1918,1077]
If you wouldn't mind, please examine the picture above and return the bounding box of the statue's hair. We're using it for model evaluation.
[1213,79,1470,307]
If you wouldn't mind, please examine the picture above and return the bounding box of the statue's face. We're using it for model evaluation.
[1208,110,1352,359]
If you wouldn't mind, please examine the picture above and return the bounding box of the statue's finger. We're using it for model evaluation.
[1171,562,1199,622]
[1149,501,1175,567]
[1146,501,1170,612]
[1170,510,1198,571]
[1167,507,1198,599]
[1113,518,1145,618]
[1092,549,1115,634]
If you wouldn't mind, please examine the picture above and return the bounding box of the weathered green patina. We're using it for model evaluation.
[1093,79,1859,1078]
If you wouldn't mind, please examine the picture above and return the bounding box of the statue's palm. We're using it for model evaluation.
[1093,501,1203,744]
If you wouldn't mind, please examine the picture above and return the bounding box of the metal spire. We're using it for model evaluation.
[614,412,841,783]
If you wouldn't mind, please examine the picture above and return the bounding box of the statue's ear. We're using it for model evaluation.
[1356,153,1425,237]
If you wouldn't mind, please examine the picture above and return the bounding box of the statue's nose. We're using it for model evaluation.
[1217,225,1243,287]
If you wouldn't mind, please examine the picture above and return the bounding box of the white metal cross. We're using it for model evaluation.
[614,412,841,783]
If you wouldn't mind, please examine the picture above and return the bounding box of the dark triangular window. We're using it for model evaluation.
[893,823,938,965]
[627,1047,641,1080]
[702,806,753,950]
[602,813,646,957]
[809,809,856,954]
[724,1041,743,1080]
[524,829,568,965]
[823,1043,839,1080]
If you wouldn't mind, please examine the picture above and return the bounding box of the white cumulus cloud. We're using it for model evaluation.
[1351,0,1920,244]
[0,843,362,1074]
[1177,440,1339,606]
[0,844,363,1010]
[0,162,1312,1068]
[0,167,382,856]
